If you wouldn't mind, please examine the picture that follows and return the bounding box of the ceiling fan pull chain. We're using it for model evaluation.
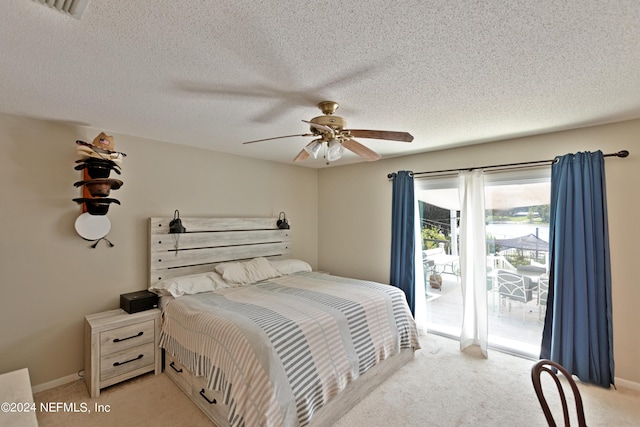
[323,142,329,165]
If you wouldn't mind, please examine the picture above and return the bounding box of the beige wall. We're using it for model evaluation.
[0,113,318,386]
[1,112,637,387]
[318,119,640,384]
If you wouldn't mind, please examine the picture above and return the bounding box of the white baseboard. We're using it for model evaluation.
[615,377,640,392]
[31,371,83,394]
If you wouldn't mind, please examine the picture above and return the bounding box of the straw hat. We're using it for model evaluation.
[92,132,115,151]
[76,145,124,163]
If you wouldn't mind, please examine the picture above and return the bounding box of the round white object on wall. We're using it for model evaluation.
[75,212,111,241]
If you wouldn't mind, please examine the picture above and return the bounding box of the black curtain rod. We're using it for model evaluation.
[387,150,629,179]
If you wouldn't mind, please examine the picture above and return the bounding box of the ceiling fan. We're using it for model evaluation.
[242,101,413,164]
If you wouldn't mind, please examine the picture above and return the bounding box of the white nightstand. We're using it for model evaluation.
[84,308,161,397]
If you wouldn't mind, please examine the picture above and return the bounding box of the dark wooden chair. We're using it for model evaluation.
[531,359,587,426]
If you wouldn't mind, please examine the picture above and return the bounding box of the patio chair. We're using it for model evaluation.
[486,266,497,311]
[538,276,549,320]
[531,359,587,426]
[496,269,535,322]
[423,257,440,291]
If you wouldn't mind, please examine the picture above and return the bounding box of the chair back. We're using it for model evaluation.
[486,266,494,290]
[531,359,587,427]
[538,277,549,306]
[496,269,533,303]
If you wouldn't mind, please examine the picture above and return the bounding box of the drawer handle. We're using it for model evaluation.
[113,331,143,343]
[199,389,217,405]
[169,361,183,373]
[113,354,143,367]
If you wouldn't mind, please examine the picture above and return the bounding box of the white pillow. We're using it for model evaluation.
[215,257,282,285]
[269,259,312,275]
[149,271,231,298]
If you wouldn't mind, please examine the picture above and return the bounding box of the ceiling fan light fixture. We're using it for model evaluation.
[303,139,322,159]
[326,138,344,162]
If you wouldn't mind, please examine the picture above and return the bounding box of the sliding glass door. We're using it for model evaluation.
[415,168,551,357]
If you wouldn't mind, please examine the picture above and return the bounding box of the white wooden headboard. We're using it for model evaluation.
[149,217,291,286]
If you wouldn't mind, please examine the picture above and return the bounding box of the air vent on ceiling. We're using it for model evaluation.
[31,0,90,19]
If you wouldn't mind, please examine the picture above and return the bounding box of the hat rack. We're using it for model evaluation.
[72,133,127,248]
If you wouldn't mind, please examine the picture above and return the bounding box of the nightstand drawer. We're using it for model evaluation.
[100,320,154,355]
[100,342,155,381]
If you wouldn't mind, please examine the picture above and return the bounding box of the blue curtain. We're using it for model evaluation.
[540,151,614,388]
[390,171,415,315]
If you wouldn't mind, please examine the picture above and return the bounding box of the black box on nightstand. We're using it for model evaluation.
[120,290,158,314]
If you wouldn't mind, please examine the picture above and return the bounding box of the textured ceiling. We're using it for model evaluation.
[1,1,639,168]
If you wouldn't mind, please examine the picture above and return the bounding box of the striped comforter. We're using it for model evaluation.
[159,272,420,427]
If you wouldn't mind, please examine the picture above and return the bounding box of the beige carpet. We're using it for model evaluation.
[33,332,640,426]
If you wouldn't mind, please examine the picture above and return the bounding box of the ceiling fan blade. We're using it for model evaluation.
[302,120,334,136]
[346,129,414,142]
[178,82,287,99]
[293,149,310,162]
[242,133,313,144]
[342,138,381,161]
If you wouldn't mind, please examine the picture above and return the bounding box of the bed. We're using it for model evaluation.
[149,217,420,426]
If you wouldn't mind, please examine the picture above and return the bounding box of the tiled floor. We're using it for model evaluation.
[421,273,545,357]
